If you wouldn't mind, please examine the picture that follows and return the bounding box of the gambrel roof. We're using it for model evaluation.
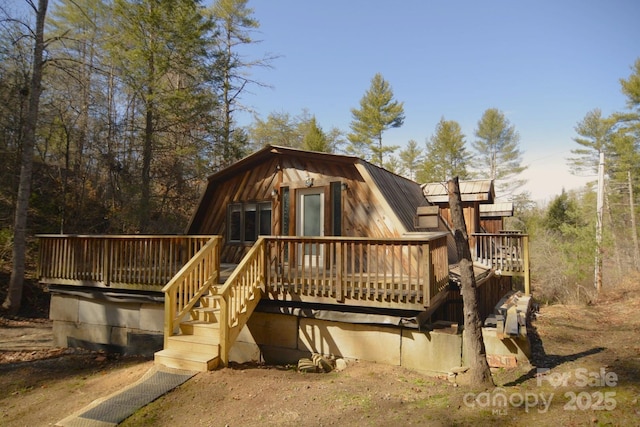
[187,145,430,234]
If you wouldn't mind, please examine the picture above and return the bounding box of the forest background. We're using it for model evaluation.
[0,0,639,314]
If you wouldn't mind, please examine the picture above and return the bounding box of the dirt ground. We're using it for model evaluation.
[2,281,640,426]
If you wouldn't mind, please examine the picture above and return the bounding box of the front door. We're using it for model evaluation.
[297,187,324,267]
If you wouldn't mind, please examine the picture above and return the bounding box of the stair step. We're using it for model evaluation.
[167,333,220,353]
[191,307,220,322]
[154,348,219,372]
[200,294,222,308]
[180,320,220,336]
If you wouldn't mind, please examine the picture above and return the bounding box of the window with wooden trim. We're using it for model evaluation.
[227,202,272,243]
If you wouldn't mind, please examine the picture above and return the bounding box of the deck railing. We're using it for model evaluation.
[472,232,530,294]
[37,235,214,290]
[263,234,449,310]
[162,237,221,346]
[218,237,266,366]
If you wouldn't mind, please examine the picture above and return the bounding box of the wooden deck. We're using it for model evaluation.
[38,232,528,370]
[472,233,530,294]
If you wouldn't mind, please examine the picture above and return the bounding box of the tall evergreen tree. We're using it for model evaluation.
[107,0,214,232]
[398,139,423,181]
[212,0,274,167]
[347,73,404,166]
[472,108,526,198]
[568,108,613,175]
[302,116,331,152]
[620,58,640,113]
[418,117,470,183]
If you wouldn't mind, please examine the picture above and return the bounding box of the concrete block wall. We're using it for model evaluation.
[50,294,530,372]
[50,294,164,355]
[231,312,465,375]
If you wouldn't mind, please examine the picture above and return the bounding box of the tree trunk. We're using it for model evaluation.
[2,0,49,314]
[448,177,494,387]
[628,171,640,271]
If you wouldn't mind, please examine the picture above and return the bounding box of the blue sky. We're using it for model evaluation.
[235,0,640,202]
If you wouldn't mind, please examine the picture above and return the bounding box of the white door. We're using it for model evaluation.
[297,188,324,267]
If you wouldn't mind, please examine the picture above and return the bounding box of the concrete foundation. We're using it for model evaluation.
[50,293,530,374]
[50,293,164,356]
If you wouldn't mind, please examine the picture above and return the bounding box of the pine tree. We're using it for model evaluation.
[107,0,214,232]
[302,116,331,152]
[347,73,404,166]
[418,118,470,183]
[568,109,613,175]
[212,0,275,166]
[472,108,526,198]
[398,139,423,181]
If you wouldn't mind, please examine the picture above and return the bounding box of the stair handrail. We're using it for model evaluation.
[217,237,266,366]
[162,236,221,347]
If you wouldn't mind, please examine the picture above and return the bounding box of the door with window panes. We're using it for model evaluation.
[297,188,324,267]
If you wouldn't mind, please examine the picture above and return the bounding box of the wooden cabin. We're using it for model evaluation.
[422,179,494,248]
[187,145,434,262]
[480,202,514,234]
[39,146,531,373]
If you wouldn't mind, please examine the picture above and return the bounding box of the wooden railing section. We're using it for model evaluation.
[162,237,221,347]
[38,235,214,290]
[263,234,449,310]
[472,232,530,294]
[218,237,266,366]
[38,233,453,366]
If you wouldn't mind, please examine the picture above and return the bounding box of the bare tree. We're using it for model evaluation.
[448,177,494,387]
[2,0,49,314]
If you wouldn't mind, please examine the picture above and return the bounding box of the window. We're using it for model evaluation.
[227,202,272,244]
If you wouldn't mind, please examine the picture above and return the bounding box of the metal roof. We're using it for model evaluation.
[421,179,495,204]
[479,202,514,217]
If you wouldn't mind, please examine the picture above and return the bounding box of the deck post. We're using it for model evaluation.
[423,243,431,307]
[102,238,111,287]
[164,291,174,348]
[523,235,530,295]
[220,295,229,367]
[336,242,344,302]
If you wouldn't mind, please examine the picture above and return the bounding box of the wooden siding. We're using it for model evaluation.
[480,218,503,234]
[188,146,429,264]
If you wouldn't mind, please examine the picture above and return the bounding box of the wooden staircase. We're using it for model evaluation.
[154,291,223,371]
[154,237,266,372]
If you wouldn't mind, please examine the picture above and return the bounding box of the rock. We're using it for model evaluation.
[335,358,348,371]
[450,366,469,374]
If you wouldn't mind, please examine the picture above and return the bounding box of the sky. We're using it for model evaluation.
[234,0,640,203]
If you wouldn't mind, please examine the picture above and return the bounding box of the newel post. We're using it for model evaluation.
[220,294,229,367]
[523,235,530,295]
[422,242,431,307]
[164,290,174,348]
[335,242,344,302]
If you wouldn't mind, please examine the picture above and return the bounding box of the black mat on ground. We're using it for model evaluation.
[77,370,195,424]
